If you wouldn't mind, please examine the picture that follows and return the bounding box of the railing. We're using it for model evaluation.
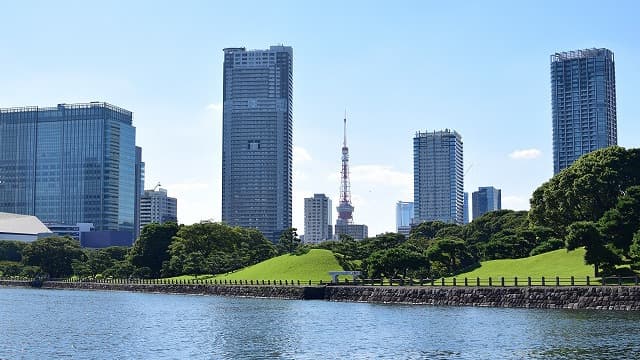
[2,276,640,287]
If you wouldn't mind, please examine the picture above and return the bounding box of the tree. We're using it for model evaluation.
[0,261,22,276]
[72,259,93,279]
[530,147,640,236]
[339,234,354,242]
[566,221,620,277]
[409,221,456,241]
[364,247,427,279]
[0,241,28,262]
[277,227,301,254]
[629,230,640,265]
[21,236,84,278]
[165,222,276,276]
[598,186,640,254]
[183,251,207,277]
[103,260,136,279]
[129,222,179,277]
[86,250,114,276]
[425,237,477,278]
[360,232,406,258]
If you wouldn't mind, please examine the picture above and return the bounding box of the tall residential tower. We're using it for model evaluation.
[551,48,617,174]
[221,46,293,241]
[413,129,464,225]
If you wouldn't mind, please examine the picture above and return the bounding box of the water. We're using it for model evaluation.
[1,288,640,359]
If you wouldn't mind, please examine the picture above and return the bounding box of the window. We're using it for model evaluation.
[248,140,260,150]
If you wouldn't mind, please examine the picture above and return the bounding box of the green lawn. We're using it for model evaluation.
[447,248,594,285]
[215,249,342,281]
[167,249,343,282]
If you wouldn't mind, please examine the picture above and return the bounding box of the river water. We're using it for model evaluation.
[1,287,639,359]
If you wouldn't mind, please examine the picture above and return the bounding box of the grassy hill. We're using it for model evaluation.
[169,249,343,282]
[215,249,342,281]
[449,248,593,284]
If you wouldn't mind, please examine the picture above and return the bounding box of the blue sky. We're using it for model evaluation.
[1,1,639,235]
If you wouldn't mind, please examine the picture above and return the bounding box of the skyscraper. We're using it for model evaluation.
[221,46,293,241]
[413,129,464,225]
[140,187,177,232]
[0,102,139,240]
[134,146,145,240]
[463,192,469,224]
[472,186,501,220]
[551,48,617,174]
[396,201,414,235]
[303,194,332,243]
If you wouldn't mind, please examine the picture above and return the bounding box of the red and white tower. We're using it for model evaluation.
[336,114,354,225]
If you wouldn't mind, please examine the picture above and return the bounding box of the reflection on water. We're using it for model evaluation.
[1,288,639,359]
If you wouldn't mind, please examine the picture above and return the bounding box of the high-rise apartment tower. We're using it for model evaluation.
[551,48,617,174]
[221,46,293,241]
[413,129,464,225]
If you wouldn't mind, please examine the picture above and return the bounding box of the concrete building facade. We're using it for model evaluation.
[139,188,177,232]
[303,194,333,243]
[221,46,293,241]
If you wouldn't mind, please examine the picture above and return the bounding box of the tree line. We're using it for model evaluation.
[0,222,283,279]
[316,146,640,279]
[1,146,638,280]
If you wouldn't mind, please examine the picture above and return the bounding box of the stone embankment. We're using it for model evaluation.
[0,280,309,299]
[324,285,640,310]
[3,280,640,310]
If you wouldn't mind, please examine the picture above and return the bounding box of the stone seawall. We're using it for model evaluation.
[0,280,307,300]
[3,280,640,310]
[325,286,640,310]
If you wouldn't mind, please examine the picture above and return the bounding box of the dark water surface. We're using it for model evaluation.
[1,287,639,359]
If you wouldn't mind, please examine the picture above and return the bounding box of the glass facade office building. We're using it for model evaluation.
[0,102,139,238]
[472,186,501,220]
[395,201,414,235]
[413,130,464,225]
[221,46,293,241]
[551,48,617,174]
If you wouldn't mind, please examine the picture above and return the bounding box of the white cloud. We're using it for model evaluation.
[502,195,530,211]
[509,148,542,160]
[293,146,312,164]
[206,103,223,112]
[351,164,412,187]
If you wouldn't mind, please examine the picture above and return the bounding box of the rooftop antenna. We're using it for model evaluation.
[343,109,347,147]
